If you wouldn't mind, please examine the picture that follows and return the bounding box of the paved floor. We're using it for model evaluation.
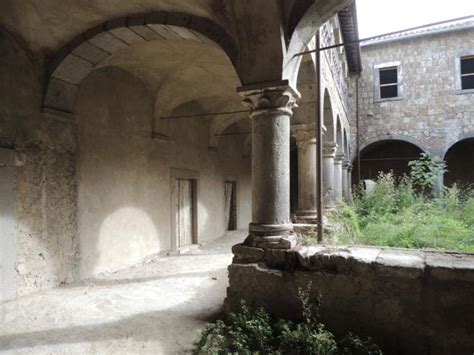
[0,230,246,354]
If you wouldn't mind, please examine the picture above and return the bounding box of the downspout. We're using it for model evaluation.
[315,30,323,243]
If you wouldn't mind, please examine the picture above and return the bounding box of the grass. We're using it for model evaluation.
[310,172,474,252]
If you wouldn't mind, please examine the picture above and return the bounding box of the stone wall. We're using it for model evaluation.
[352,25,474,159]
[227,245,474,355]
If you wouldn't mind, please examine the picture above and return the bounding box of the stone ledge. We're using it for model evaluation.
[293,245,474,280]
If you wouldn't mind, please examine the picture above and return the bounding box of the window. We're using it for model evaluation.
[460,56,474,90]
[379,67,398,98]
[373,62,402,102]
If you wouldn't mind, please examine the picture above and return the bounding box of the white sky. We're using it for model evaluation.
[356,0,474,38]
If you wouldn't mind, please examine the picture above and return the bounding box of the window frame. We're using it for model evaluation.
[455,52,474,95]
[373,61,403,102]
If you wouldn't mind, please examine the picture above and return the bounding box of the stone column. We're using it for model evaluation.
[238,82,300,250]
[322,143,337,209]
[347,164,353,200]
[433,160,445,197]
[334,154,344,203]
[292,126,317,223]
[342,160,349,200]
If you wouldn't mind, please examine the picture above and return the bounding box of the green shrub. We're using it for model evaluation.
[195,285,382,355]
[319,168,474,252]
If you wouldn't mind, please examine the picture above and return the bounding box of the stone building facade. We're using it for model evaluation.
[352,17,474,186]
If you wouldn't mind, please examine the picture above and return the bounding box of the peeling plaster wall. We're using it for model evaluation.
[0,29,79,297]
[76,66,250,278]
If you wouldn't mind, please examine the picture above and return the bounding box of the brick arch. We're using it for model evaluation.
[43,12,239,114]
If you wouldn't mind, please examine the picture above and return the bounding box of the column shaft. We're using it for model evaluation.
[293,128,317,222]
[334,155,344,202]
[239,83,299,249]
[342,163,349,200]
[323,143,337,209]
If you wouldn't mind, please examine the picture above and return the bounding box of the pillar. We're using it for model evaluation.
[334,154,344,203]
[433,159,445,197]
[238,82,300,250]
[292,126,317,223]
[347,164,353,200]
[322,143,337,209]
[342,161,349,200]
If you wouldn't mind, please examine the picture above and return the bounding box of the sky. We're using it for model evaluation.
[356,0,474,38]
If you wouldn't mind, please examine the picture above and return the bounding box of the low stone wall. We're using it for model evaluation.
[226,245,474,355]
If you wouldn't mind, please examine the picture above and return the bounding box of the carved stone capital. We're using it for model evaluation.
[292,129,316,150]
[238,81,300,117]
[335,154,346,163]
[322,142,338,157]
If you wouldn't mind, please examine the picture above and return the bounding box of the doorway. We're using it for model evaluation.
[224,181,237,231]
[171,169,199,250]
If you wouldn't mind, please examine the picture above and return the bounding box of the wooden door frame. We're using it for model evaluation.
[170,168,199,251]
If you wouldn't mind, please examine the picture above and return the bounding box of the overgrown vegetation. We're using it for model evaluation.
[318,154,474,252]
[195,284,382,354]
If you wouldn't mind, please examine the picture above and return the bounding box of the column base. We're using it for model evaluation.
[294,210,318,224]
[231,223,300,269]
[244,223,298,249]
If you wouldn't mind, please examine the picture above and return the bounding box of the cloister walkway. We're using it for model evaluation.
[0,230,246,354]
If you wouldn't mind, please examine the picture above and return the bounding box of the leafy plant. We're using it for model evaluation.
[408,153,446,195]
[195,284,382,355]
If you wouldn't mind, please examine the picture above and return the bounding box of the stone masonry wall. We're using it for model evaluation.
[227,245,474,355]
[352,26,474,159]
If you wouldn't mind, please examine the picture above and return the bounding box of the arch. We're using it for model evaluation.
[442,132,474,158]
[322,88,336,143]
[355,134,428,161]
[444,135,474,188]
[352,139,425,185]
[43,12,239,114]
[283,0,352,88]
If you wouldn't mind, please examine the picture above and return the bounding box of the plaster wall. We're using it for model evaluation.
[77,66,250,278]
[353,27,474,159]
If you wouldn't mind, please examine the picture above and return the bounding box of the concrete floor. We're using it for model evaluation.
[0,230,246,354]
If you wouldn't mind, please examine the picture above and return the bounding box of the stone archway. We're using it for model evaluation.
[444,137,474,188]
[43,12,239,116]
[353,139,425,185]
